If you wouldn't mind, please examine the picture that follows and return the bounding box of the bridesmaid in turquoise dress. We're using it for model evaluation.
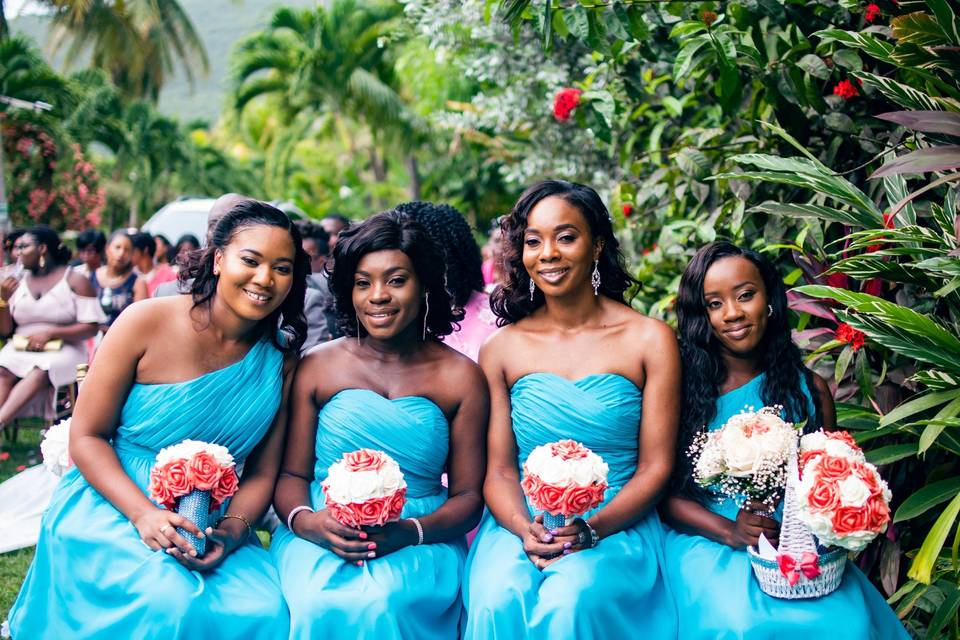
[6,200,309,639]
[271,210,488,640]
[661,241,908,639]
[463,180,680,639]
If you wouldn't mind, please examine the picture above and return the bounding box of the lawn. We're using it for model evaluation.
[0,426,42,618]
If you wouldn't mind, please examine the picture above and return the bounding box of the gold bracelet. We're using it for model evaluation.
[0,299,8,309]
[216,514,253,538]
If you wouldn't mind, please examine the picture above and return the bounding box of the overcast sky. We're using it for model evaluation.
[5,1,46,17]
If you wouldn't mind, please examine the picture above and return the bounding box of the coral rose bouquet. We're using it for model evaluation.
[322,449,407,528]
[690,406,798,513]
[148,440,239,555]
[521,439,608,530]
[795,430,892,551]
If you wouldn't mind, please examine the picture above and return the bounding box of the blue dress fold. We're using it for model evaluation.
[463,372,677,639]
[270,389,465,640]
[662,373,909,639]
[8,339,290,639]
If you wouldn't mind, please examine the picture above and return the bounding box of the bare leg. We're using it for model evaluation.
[0,367,52,424]
[0,367,17,407]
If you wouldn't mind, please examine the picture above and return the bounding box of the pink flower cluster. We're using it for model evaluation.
[148,449,239,512]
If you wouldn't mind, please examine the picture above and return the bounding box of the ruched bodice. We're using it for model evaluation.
[511,373,641,495]
[312,390,448,504]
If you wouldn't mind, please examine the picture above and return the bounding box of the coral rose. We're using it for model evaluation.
[817,455,852,480]
[387,488,406,520]
[866,497,891,532]
[521,472,543,497]
[832,505,871,536]
[532,484,566,514]
[356,497,389,526]
[149,467,176,509]
[328,502,361,528]
[825,431,859,449]
[807,478,841,513]
[343,448,386,472]
[163,460,191,497]
[187,451,223,491]
[212,468,239,508]
[560,484,604,516]
[550,440,588,461]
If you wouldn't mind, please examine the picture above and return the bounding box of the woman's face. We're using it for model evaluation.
[702,255,769,357]
[154,237,170,261]
[177,240,199,258]
[522,196,600,299]
[107,236,134,271]
[213,225,296,322]
[14,234,42,270]
[352,249,422,341]
[77,245,102,270]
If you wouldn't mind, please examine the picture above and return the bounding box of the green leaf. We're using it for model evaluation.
[563,5,589,42]
[866,443,918,465]
[909,492,960,583]
[824,112,856,133]
[896,477,960,523]
[880,389,960,428]
[670,20,707,39]
[927,0,960,45]
[912,370,960,391]
[749,202,871,227]
[676,147,711,180]
[814,28,895,64]
[662,95,684,117]
[832,49,863,71]
[892,11,951,47]
[797,53,831,80]
[674,35,710,80]
[928,584,960,639]
[835,345,854,384]
[855,72,960,113]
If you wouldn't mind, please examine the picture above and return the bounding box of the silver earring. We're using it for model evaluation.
[529,278,535,301]
[591,260,601,296]
[422,292,430,341]
[768,304,773,317]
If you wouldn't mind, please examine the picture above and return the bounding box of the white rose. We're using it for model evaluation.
[835,529,878,552]
[695,447,725,481]
[824,439,864,461]
[837,475,871,508]
[800,431,828,453]
[723,433,760,477]
[41,419,72,477]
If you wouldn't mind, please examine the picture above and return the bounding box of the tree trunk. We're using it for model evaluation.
[368,145,388,210]
[406,154,421,201]
[0,0,8,41]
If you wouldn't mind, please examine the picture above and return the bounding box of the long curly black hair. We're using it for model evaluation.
[179,200,309,354]
[394,200,484,309]
[672,241,822,497]
[490,180,637,325]
[326,210,458,340]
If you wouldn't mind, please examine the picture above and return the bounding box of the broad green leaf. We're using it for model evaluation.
[674,36,710,79]
[835,345,854,384]
[909,492,960,583]
[749,202,871,227]
[563,5,589,41]
[928,584,960,639]
[832,49,863,71]
[912,369,960,391]
[866,443,919,465]
[854,72,960,113]
[919,400,960,453]
[797,53,831,79]
[814,28,895,63]
[880,389,960,428]
[670,20,707,39]
[892,11,951,47]
[895,477,960,523]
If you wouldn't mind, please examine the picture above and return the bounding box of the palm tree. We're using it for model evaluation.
[45,0,208,103]
[229,0,422,201]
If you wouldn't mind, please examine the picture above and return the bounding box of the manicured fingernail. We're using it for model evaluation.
[542,534,553,542]
[550,529,559,535]
[205,527,212,534]
[165,548,174,554]
[563,542,572,549]
[359,532,368,539]
[189,550,197,557]
[563,549,571,555]
[367,543,377,550]
[356,560,363,566]
[367,551,376,558]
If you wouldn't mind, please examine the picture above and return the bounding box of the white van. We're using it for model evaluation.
[140,197,216,246]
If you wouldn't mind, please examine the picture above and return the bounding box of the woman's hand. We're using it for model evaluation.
[24,329,55,351]
[133,507,205,556]
[725,500,780,549]
[293,509,377,564]
[521,515,577,570]
[165,520,247,572]
[361,520,418,559]
[0,276,18,302]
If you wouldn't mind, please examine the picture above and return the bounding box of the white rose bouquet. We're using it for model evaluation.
[40,418,72,477]
[322,449,407,527]
[689,406,798,512]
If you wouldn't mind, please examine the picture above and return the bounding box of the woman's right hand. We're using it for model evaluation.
[293,509,377,564]
[1,276,18,302]
[726,501,780,549]
[521,514,569,570]
[133,507,205,556]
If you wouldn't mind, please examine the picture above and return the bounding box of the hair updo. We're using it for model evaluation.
[22,225,72,266]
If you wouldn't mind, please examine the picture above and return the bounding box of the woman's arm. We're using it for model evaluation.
[24,272,100,345]
[69,304,204,555]
[588,322,681,539]
[661,496,780,549]
[0,276,17,336]
[132,276,148,303]
[811,371,837,430]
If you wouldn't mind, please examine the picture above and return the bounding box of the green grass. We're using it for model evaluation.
[0,427,43,618]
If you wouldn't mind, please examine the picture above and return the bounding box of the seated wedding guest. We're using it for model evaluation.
[395,201,496,362]
[296,220,336,349]
[0,226,104,427]
[320,213,350,253]
[462,180,679,639]
[6,201,306,639]
[173,233,201,268]
[132,232,177,297]
[90,230,147,330]
[660,241,908,639]
[272,211,488,640]
[73,228,107,278]
[153,234,173,266]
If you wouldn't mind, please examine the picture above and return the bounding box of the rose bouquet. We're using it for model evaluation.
[322,449,407,527]
[40,418,72,477]
[521,439,608,530]
[795,430,892,552]
[690,406,797,512]
[148,440,239,555]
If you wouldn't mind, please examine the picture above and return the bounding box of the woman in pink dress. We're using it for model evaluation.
[0,226,105,424]
[395,201,497,362]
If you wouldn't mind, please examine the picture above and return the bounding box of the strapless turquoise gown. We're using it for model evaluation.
[463,373,677,639]
[270,389,466,640]
[7,339,289,639]
[662,373,908,639]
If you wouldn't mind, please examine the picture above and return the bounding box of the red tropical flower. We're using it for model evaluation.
[867,211,896,252]
[833,79,860,100]
[553,88,583,122]
[701,10,718,26]
[835,323,866,351]
[864,3,882,23]
[622,203,634,218]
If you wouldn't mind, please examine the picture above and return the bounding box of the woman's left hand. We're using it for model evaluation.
[165,521,247,572]
[360,520,418,560]
[539,519,587,568]
[25,330,55,351]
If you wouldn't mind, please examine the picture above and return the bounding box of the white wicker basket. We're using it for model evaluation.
[747,441,847,599]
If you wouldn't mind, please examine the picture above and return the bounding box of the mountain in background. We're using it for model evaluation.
[10,0,318,123]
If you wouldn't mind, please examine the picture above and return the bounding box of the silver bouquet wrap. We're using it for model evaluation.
[542,512,573,531]
[176,488,210,556]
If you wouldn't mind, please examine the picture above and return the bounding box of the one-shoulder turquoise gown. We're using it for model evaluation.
[662,373,908,639]
[270,389,465,640]
[463,373,677,639]
[7,339,290,639]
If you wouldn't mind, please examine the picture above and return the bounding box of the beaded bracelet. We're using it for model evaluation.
[407,517,424,545]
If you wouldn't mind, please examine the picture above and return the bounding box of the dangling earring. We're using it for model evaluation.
[529,278,535,301]
[422,292,430,341]
[768,304,773,317]
[39,255,46,270]
[591,260,601,296]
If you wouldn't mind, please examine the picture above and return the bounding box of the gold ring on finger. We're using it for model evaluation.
[160,525,171,534]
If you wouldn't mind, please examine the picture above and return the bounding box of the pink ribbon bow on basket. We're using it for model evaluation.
[777,552,821,586]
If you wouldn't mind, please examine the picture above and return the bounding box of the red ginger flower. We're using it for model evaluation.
[867,211,896,252]
[553,88,583,122]
[833,79,860,100]
[836,323,866,351]
[622,203,634,217]
[864,3,882,23]
[701,10,718,26]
